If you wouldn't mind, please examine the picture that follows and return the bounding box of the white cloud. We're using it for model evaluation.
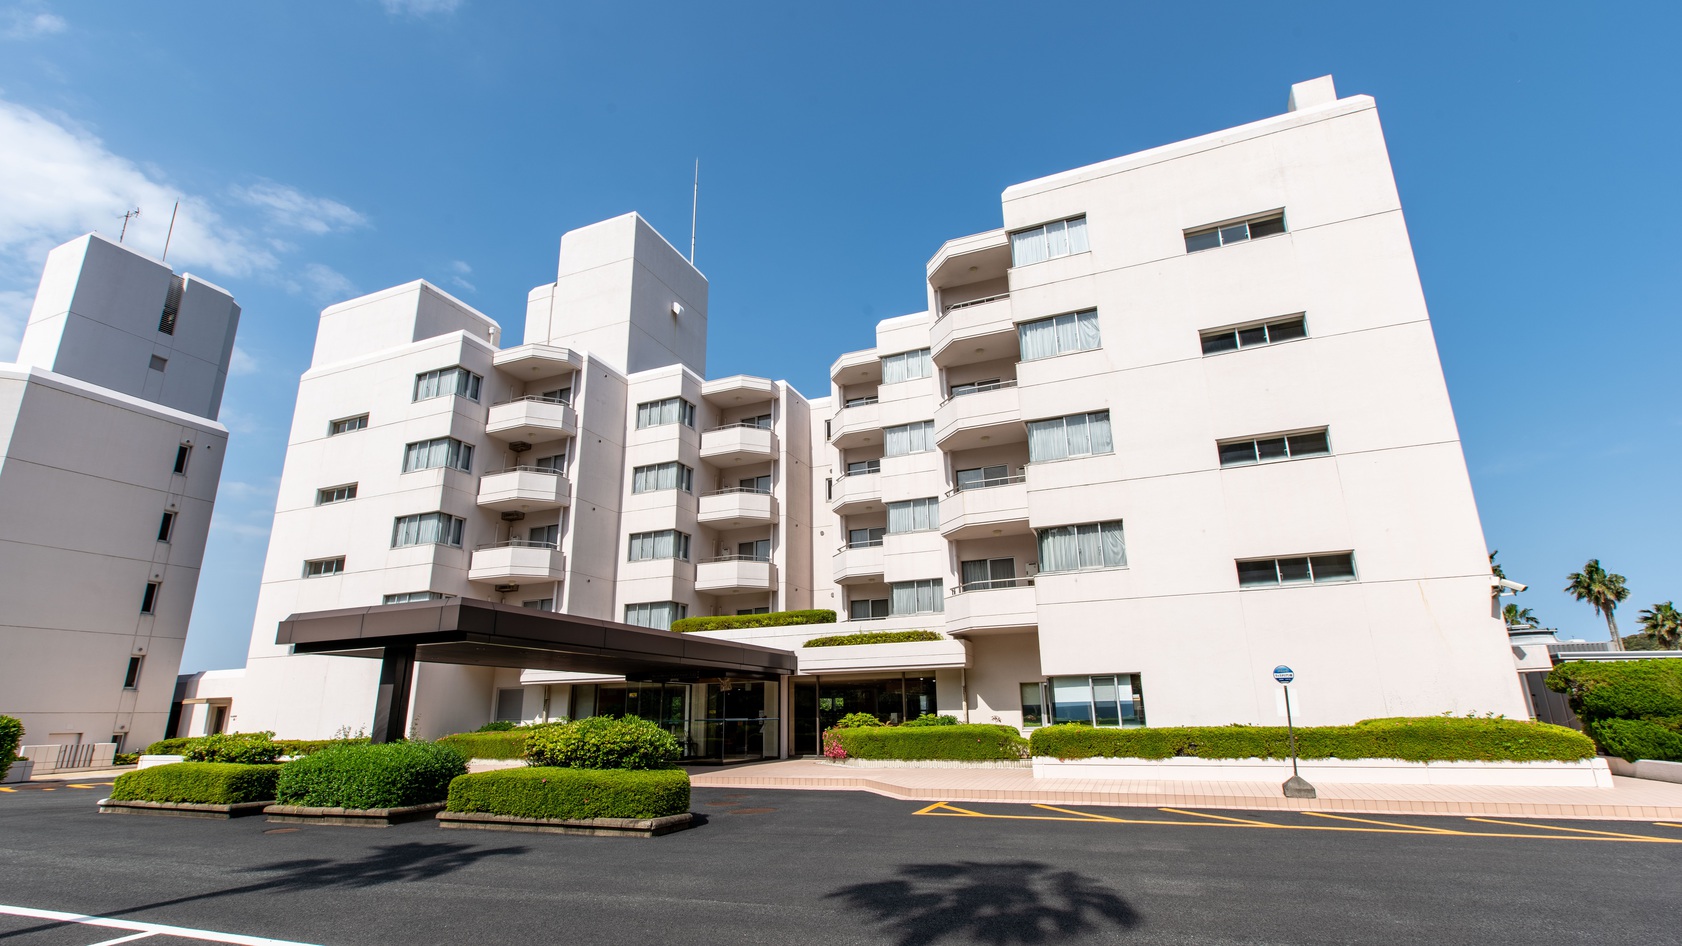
[217,405,264,435]
[381,0,462,15]
[446,259,475,292]
[219,479,279,501]
[231,181,368,235]
[3,7,67,39]
[229,345,259,376]
[293,262,357,303]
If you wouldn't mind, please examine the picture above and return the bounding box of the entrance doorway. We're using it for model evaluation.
[792,675,938,755]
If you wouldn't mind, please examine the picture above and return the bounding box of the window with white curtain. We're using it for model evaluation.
[1026,411,1113,462]
[303,557,345,578]
[1037,520,1127,573]
[391,512,465,548]
[881,348,932,384]
[884,420,935,457]
[413,367,482,402]
[1018,310,1101,361]
[631,461,694,493]
[890,579,944,615]
[886,497,939,533]
[627,529,691,562]
[402,437,473,473]
[635,397,696,429]
[1009,215,1089,267]
[625,601,688,628]
[849,598,890,620]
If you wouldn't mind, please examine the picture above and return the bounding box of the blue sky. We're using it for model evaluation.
[0,2,1676,671]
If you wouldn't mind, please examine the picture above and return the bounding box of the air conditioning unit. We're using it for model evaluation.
[1026,563,1039,577]
[501,510,526,522]
[494,583,519,594]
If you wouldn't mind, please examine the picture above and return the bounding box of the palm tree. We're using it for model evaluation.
[1564,559,1631,652]
[1637,602,1682,649]
[1489,550,1505,581]
[1502,603,1539,628]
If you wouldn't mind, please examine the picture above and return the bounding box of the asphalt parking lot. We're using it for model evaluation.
[1,781,1679,946]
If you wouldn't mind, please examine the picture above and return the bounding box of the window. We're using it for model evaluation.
[413,366,482,402]
[391,512,466,548]
[736,607,770,616]
[402,437,474,473]
[847,527,885,549]
[1019,683,1045,728]
[528,524,559,548]
[1010,215,1089,267]
[890,579,944,615]
[328,414,369,436]
[948,378,1002,399]
[148,354,168,372]
[849,598,889,621]
[1037,521,1127,573]
[1218,429,1331,468]
[495,688,524,723]
[538,386,572,404]
[383,591,446,604]
[1237,553,1357,587]
[140,581,160,614]
[884,420,935,457]
[1027,411,1113,462]
[1184,211,1286,253]
[316,484,358,505]
[123,656,143,690]
[172,444,190,475]
[736,538,772,562]
[886,497,939,533]
[156,511,175,543]
[1018,310,1101,361]
[825,477,833,501]
[955,465,1012,491]
[881,348,932,384]
[1200,315,1307,355]
[522,598,555,612]
[631,461,694,494]
[628,529,691,562]
[738,413,772,430]
[844,394,879,408]
[635,397,696,429]
[304,557,346,578]
[845,459,881,476]
[159,276,183,335]
[739,474,771,494]
[625,601,687,628]
[533,452,566,473]
[1049,674,1146,727]
[960,558,1017,591]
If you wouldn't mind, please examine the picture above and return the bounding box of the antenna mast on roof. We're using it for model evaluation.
[162,201,180,261]
[118,208,141,242]
[689,159,699,264]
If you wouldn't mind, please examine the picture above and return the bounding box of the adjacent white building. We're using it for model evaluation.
[185,77,1529,756]
[0,233,240,752]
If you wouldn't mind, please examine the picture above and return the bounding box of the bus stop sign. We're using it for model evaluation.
[1273,665,1295,684]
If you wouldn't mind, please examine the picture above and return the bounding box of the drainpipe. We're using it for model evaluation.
[961,668,970,723]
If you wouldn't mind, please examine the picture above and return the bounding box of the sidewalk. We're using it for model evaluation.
[688,759,1682,822]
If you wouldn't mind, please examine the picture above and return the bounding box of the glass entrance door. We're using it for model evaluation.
[692,682,779,763]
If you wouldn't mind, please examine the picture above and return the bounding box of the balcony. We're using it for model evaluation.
[831,348,882,386]
[699,423,776,467]
[933,380,1023,451]
[476,467,570,513]
[829,400,881,450]
[486,396,576,445]
[468,541,565,583]
[830,469,883,514]
[697,488,777,529]
[831,540,885,584]
[944,579,1038,636]
[940,477,1030,540]
[932,294,1017,368]
[695,555,776,593]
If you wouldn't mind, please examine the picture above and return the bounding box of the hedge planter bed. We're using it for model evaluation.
[828,758,1033,769]
[99,798,273,819]
[264,802,447,827]
[436,810,694,837]
[1031,756,1614,787]
[268,741,466,826]
[443,766,692,837]
[829,724,1030,762]
[100,762,280,818]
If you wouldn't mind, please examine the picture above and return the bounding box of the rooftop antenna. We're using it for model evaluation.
[689,159,699,264]
[118,208,141,242]
[161,201,180,261]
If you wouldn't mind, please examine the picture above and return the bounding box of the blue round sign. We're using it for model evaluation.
[1273,665,1295,684]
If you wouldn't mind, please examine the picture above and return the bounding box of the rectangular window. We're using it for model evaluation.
[886,497,939,533]
[159,275,183,335]
[959,558,1017,591]
[948,378,1002,399]
[635,397,696,429]
[1026,411,1113,462]
[304,557,346,578]
[172,444,190,475]
[156,511,175,543]
[539,386,572,404]
[1037,521,1127,573]
[849,598,889,621]
[845,459,881,476]
[955,464,1012,491]
[124,656,143,690]
[1185,211,1287,253]
[533,452,566,473]
[383,591,446,604]
[736,538,772,562]
[1199,315,1307,355]
[1049,674,1146,727]
[522,598,555,612]
[140,581,160,614]
[884,420,935,457]
[847,526,885,549]
[1019,682,1044,728]
[625,601,688,628]
[1010,215,1090,267]
[739,413,772,430]
[391,512,466,548]
[1018,310,1101,362]
[413,366,482,403]
[148,354,168,372]
[328,414,369,436]
[881,348,932,384]
[890,579,944,615]
[1237,553,1357,587]
[631,461,694,494]
[528,524,559,548]
[402,437,474,473]
[736,607,771,616]
[1218,428,1331,468]
[739,474,771,494]
[316,484,358,505]
[628,529,691,562]
[495,687,524,723]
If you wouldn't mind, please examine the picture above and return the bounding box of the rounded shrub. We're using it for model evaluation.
[1546,660,1682,721]
[276,741,467,809]
[110,762,280,805]
[1589,717,1682,763]
[833,713,883,729]
[901,714,959,728]
[522,716,680,770]
[183,732,283,765]
[475,721,518,732]
[0,715,23,781]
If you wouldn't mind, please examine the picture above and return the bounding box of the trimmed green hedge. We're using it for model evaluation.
[446,767,690,820]
[0,715,22,781]
[142,734,368,758]
[437,730,531,760]
[803,630,943,648]
[183,732,283,764]
[902,714,959,727]
[1546,660,1682,722]
[109,762,280,804]
[671,609,836,634]
[524,716,680,770]
[1029,717,1597,763]
[276,742,467,809]
[833,724,1029,761]
[1589,717,1682,763]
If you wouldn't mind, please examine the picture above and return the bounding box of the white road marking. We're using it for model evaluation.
[0,903,325,946]
[82,931,159,946]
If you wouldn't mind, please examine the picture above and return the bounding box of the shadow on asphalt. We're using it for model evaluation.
[826,859,1140,945]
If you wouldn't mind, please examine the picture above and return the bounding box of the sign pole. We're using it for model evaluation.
[1272,665,1316,799]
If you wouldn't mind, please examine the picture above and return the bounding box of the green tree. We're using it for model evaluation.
[1564,559,1631,652]
[1637,601,1682,649]
[1489,550,1506,580]
[1502,603,1539,628]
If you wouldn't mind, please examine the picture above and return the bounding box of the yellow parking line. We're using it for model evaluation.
[1302,811,1465,834]
[1654,823,1682,830]
[1031,804,1126,822]
[1464,817,1664,841]
[0,787,13,793]
[1158,807,1278,827]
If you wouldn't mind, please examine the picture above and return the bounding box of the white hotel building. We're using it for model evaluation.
[189,77,1529,758]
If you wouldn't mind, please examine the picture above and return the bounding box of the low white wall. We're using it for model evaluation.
[21,742,116,774]
[137,754,185,770]
[1033,755,1615,788]
[1,760,33,784]
[1605,757,1682,784]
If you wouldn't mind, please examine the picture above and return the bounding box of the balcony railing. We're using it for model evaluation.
[483,464,564,477]
[941,292,1010,317]
[476,538,559,551]
[705,421,773,433]
[838,538,884,552]
[940,379,1018,405]
[705,552,771,564]
[494,394,571,407]
[953,577,1036,594]
[842,395,879,408]
[946,473,1027,497]
[840,465,881,478]
[702,486,772,497]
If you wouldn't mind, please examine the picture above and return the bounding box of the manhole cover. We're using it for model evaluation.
[263,827,300,834]
[727,807,776,815]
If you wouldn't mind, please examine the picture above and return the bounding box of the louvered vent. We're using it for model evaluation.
[158,276,183,335]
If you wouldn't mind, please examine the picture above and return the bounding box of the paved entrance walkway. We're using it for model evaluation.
[688,759,1682,821]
